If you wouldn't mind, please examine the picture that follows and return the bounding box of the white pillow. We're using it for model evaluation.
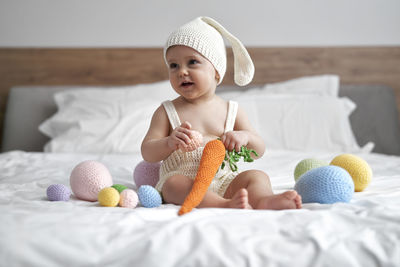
[39,80,178,154]
[218,74,340,99]
[261,74,340,96]
[238,94,374,153]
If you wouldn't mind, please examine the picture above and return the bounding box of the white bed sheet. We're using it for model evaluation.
[0,150,399,267]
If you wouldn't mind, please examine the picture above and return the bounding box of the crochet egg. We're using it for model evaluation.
[98,187,120,207]
[294,166,354,204]
[179,130,203,152]
[138,185,162,208]
[294,158,329,181]
[47,184,71,201]
[133,160,161,187]
[330,154,372,192]
[119,189,139,209]
[70,160,113,202]
[111,184,128,193]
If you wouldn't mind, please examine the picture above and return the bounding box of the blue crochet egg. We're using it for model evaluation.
[294,166,354,204]
[138,185,162,208]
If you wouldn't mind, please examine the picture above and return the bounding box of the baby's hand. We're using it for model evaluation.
[168,121,203,152]
[221,131,249,152]
[179,130,203,152]
[167,121,193,151]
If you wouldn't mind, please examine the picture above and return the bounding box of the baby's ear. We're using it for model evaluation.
[215,71,220,82]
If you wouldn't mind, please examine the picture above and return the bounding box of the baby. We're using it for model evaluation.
[141,17,302,210]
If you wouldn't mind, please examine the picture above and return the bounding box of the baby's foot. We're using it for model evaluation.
[256,190,302,210]
[226,188,252,209]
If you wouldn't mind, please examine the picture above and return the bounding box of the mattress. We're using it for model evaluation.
[1,149,399,267]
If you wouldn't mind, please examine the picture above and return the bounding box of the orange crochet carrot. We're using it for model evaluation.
[178,139,226,216]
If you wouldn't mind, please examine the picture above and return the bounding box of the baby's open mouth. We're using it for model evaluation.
[181,81,194,87]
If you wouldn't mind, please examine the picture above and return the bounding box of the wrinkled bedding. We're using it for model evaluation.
[0,150,399,267]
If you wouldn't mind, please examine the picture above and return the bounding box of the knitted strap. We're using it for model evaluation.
[162,101,181,129]
[224,100,238,133]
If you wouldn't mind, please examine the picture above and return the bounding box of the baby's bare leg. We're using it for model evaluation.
[224,170,302,210]
[162,174,250,209]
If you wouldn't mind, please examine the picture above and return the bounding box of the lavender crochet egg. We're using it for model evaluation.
[47,184,71,201]
[133,160,161,187]
[70,160,113,202]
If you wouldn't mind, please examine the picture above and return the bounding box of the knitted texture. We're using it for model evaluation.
[294,166,354,204]
[157,148,204,192]
[178,130,204,152]
[294,158,329,181]
[111,184,128,193]
[98,187,120,207]
[47,184,71,201]
[156,146,235,197]
[133,160,161,188]
[164,16,254,86]
[156,100,238,197]
[178,139,226,215]
[138,185,162,208]
[119,189,139,209]
[70,160,113,202]
[330,154,372,192]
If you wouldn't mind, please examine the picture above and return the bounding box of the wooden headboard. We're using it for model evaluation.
[0,47,399,145]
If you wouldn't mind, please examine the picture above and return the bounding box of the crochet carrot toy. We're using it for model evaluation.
[178,139,226,216]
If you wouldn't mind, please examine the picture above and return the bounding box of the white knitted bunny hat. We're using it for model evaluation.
[164,16,254,86]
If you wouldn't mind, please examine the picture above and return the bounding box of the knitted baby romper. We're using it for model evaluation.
[155,100,239,197]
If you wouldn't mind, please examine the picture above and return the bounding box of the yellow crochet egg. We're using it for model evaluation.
[330,154,372,192]
[98,187,120,207]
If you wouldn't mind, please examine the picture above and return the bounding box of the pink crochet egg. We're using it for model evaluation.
[179,130,203,152]
[70,160,113,201]
[119,189,139,208]
[133,160,161,187]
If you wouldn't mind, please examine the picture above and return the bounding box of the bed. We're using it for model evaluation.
[1,47,400,267]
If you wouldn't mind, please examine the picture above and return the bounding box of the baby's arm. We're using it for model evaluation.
[141,105,193,162]
[221,105,265,158]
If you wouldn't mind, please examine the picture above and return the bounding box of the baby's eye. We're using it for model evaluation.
[189,59,199,65]
[169,63,178,69]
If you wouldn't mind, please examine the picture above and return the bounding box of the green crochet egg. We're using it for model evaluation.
[111,184,128,193]
[294,158,329,182]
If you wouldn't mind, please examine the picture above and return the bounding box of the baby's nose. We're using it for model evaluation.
[178,67,189,77]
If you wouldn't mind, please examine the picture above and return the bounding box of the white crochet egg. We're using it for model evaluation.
[119,189,139,209]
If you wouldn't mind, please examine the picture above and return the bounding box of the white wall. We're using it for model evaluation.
[0,0,399,47]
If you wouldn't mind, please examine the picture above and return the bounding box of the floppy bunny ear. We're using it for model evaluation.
[201,17,255,86]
